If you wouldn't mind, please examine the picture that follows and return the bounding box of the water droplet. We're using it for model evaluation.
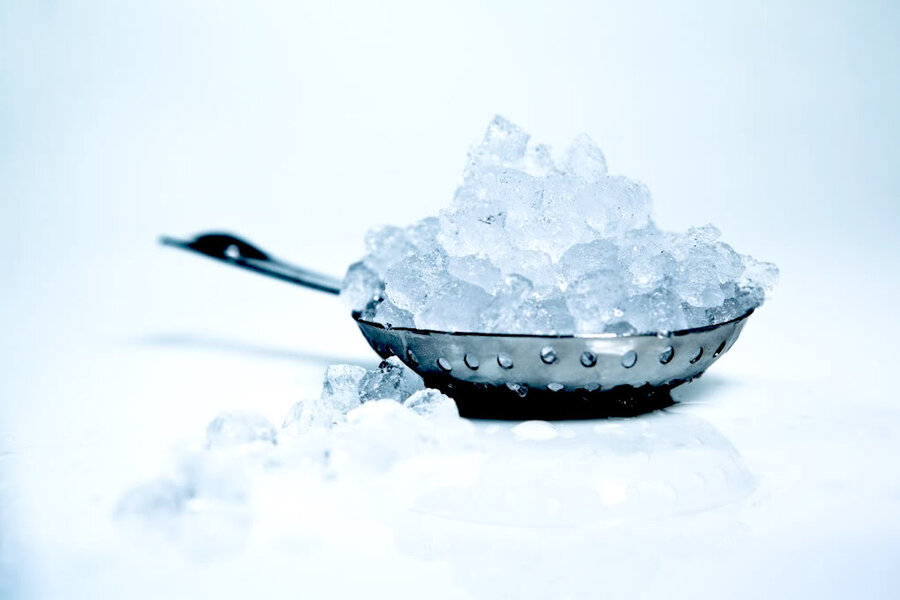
[547,382,564,392]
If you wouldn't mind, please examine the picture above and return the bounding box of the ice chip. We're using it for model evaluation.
[284,365,367,433]
[372,299,415,328]
[341,261,383,313]
[357,356,424,403]
[363,225,416,275]
[480,115,530,163]
[321,364,366,414]
[206,411,277,449]
[403,389,459,420]
[563,133,608,182]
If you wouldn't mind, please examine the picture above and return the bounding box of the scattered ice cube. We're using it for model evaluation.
[206,411,277,449]
[357,356,424,403]
[284,365,367,433]
[403,389,459,420]
[321,364,367,414]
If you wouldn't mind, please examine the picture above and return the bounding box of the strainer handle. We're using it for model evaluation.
[160,232,342,295]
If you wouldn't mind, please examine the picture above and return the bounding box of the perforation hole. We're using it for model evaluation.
[497,354,514,369]
[689,347,704,364]
[464,354,480,370]
[540,346,558,364]
[713,340,727,358]
[621,350,638,369]
[406,348,418,366]
[580,351,597,368]
[659,346,675,365]
[437,357,452,372]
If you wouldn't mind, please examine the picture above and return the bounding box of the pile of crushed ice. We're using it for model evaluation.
[115,359,754,558]
[342,117,777,334]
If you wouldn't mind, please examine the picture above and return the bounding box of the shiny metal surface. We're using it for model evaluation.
[356,310,752,393]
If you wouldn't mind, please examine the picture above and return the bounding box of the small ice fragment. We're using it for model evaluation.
[563,133,607,182]
[206,411,277,449]
[371,298,415,328]
[321,364,366,414]
[284,365,367,433]
[340,261,384,313]
[357,356,424,403]
[363,225,416,275]
[512,420,559,441]
[403,389,459,420]
[479,115,530,164]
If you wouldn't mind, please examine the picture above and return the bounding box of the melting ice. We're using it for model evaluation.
[342,116,778,334]
[116,358,755,558]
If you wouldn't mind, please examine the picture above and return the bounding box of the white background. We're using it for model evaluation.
[2,1,899,598]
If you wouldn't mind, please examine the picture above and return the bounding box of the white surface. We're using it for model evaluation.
[2,1,899,598]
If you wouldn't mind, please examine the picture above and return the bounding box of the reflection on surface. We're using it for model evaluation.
[394,411,755,598]
[409,411,754,527]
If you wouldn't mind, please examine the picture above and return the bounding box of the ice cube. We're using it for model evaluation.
[403,389,459,420]
[468,115,530,172]
[562,133,608,182]
[415,277,494,332]
[363,225,416,275]
[372,299,415,328]
[321,364,366,414]
[340,261,384,313]
[357,356,424,403]
[564,269,629,333]
[284,365,367,433]
[206,411,277,449]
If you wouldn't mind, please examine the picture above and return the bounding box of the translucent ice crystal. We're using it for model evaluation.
[342,116,778,333]
[357,356,424,403]
[284,364,367,433]
[206,411,277,449]
[403,389,459,420]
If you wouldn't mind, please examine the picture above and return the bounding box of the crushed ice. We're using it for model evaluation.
[116,359,755,555]
[342,116,778,334]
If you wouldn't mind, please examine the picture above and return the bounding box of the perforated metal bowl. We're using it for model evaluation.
[163,232,754,419]
[356,310,751,419]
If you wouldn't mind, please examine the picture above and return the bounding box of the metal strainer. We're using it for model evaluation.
[162,232,753,419]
